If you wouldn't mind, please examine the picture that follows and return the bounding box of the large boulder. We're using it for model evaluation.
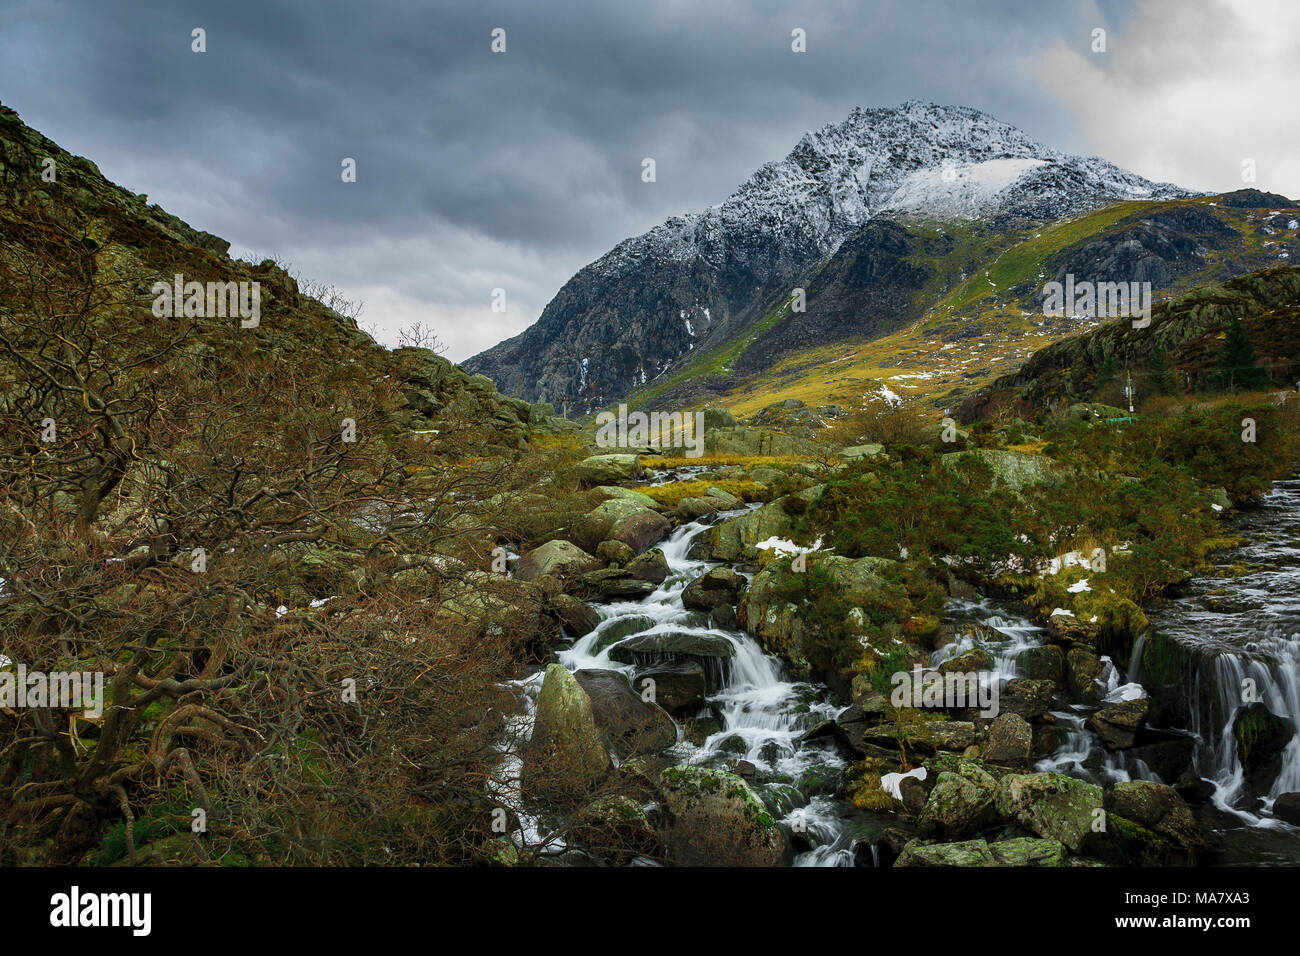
[573,669,678,758]
[1017,645,1065,683]
[995,772,1103,852]
[523,664,611,802]
[1273,792,1300,826]
[576,454,640,487]
[895,838,996,867]
[706,500,796,561]
[999,678,1055,720]
[574,498,671,554]
[656,765,789,866]
[551,594,601,637]
[633,660,707,714]
[1233,703,1294,796]
[1105,780,1205,855]
[1065,647,1105,704]
[608,632,736,676]
[625,548,669,584]
[917,763,999,840]
[743,553,895,666]
[516,539,601,583]
[983,713,1033,766]
[940,448,1066,495]
[1088,697,1150,750]
[682,567,745,613]
[570,794,660,865]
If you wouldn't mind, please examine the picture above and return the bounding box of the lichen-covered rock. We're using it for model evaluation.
[999,678,1055,720]
[523,664,611,802]
[983,712,1032,766]
[656,765,789,866]
[1017,644,1065,683]
[570,795,659,865]
[625,548,669,584]
[516,539,601,583]
[1105,780,1205,857]
[576,454,640,486]
[995,772,1103,852]
[917,765,999,840]
[608,631,736,671]
[1088,697,1150,750]
[682,566,745,612]
[707,500,796,561]
[1065,646,1105,704]
[987,837,1066,866]
[895,838,996,867]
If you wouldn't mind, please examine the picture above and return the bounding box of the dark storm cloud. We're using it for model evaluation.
[0,0,1157,358]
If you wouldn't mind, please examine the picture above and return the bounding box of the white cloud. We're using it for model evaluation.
[1033,0,1300,198]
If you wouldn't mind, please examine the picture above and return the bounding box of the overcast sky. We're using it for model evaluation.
[1,0,1296,361]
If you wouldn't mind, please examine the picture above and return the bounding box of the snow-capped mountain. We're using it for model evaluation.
[465,101,1191,411]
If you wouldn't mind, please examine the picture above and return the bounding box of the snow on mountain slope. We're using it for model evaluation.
[464,100,1193,410]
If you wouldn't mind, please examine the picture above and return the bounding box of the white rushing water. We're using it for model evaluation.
[505,513,864,865]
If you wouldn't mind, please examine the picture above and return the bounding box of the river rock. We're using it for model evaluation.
[608,631,736,672]
[516,539,601,583]
[632,660,707,714]
[983,713,1032,766]
[995,772,1103,852]
[1065,647,1105,704]
[594,486,658,507]
[1232,703,1294,796]
[1017,644,1065,683]
[706,500,796,561]
[573,498,671,554]
[682,566,745,612]
[895,838,996,867]
[997,678,1055,720]
[1105,780,1205,853]
[987,837,1066,866]
[596,540,635,566]
[937,646,994,674]
[551,594,601,637]
[570,794,659,865]
[576,453,640,486]
[860,720,976,754]
[676,496,720,521]
[656,765,789,866]
[523,664,611,802]
[1088,697,1150,750]
[577,568,658,601]
[625,548,669,584]
[918,764,999,840]
[1273,792,1300,826]
[573,669,678,758]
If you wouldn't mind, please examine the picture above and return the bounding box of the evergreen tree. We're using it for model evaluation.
[1216,317,1270,391]
[1145,343,1178,395]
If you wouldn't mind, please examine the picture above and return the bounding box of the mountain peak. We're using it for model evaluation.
[465,102,1194,410]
